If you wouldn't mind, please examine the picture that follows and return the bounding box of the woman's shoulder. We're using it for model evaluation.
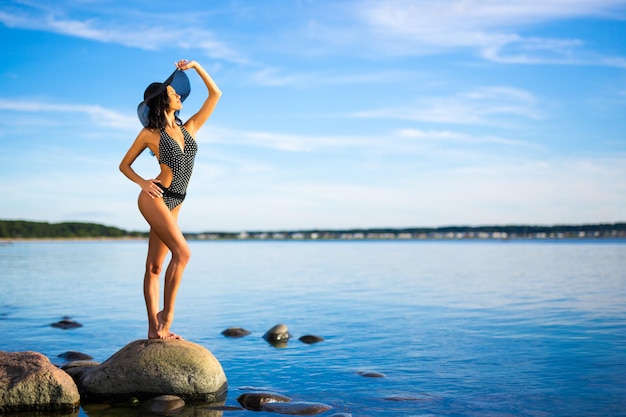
[138,127,162,141]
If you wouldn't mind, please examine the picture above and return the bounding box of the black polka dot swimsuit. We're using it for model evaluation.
[157,126,197,210]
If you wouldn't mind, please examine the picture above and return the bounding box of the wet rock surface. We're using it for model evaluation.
[237,391,333,415]
[79,339,227,403]
[0,351,80,412]
[237,391,291,411]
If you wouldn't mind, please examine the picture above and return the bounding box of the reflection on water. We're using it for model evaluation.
[82,402,225,417]
[1,240,625,416]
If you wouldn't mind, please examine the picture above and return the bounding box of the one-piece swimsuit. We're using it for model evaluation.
[157,126,197,210]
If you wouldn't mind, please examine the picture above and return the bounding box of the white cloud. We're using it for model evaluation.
[348,0,626,66]
[0,8,248,64]
[199,125,380,152]
[245,67,419,88]
[0,99,137,129]
[350,86,543,125]
[396,128,541,149]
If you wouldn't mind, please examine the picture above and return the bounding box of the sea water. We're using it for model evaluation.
[1,240,625,416]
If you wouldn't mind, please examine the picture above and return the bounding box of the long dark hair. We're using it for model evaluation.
[146,89,182,130]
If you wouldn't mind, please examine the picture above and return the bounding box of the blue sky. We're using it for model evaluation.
[1,0,625,232]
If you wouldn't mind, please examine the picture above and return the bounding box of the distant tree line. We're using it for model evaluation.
[336,223,626,236]
[0,220,145,239]
[194,222,626,240]
[1,219,625,240]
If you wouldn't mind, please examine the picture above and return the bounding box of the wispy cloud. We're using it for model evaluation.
[0,99,136,129]
[350,86,543,125]
[347,0,626,66]
[199,122,540,158]
[0,7,247,64]
[201,126,379,152]
[395,128,542,149]
[246,67,419,87]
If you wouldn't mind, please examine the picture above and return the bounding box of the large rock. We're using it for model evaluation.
[80,339,227,403]
[0,351,80,412]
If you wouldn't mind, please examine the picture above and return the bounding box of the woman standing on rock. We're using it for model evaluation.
[119,60,221,339]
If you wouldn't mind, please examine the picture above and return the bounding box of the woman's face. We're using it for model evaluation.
[166,85,182,111]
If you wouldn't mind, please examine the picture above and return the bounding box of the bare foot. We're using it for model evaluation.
[153,311,183,340]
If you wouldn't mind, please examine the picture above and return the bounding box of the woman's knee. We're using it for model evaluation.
[146,259,164,276]
[173,243,191,265]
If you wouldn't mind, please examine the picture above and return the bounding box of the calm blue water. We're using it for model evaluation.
[1,240,625,416]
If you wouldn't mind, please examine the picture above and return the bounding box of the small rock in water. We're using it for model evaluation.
[298,335,324,344]
[263,324,291,347]
[262,401,333,415]
[142,395,185,414]
[58,351,93,361]
[221,327,251,338]
[357,371,385,378]
[51,317,82,330]
[237,392,291,411]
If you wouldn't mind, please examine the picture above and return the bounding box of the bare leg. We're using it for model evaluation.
[144,229,169,339]
[138,193,190,340]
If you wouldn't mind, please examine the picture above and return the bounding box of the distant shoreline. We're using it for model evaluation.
[0,237,147,243]
[1,219,625,241]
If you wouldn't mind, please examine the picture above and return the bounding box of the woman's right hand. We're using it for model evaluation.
[142,179,163,199]
[175,59,197,71]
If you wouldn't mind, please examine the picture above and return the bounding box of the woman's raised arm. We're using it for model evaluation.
[178,60,222,136]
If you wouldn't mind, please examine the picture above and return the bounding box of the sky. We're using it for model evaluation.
[0,0,625,233]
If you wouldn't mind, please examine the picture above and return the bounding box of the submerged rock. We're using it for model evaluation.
[221,327,251,338]
[263,324,291,347]
[298,335,324,344]
[237,392,291,411]
[262,401,333,415]
[0,351,80,413]
[357,371,385,378]
[51,318,83,329]
[79,339,227,403]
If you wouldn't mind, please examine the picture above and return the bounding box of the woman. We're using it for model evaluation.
[119,60,221,339]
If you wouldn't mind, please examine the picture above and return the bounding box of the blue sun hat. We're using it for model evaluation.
[137,69,191,127]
